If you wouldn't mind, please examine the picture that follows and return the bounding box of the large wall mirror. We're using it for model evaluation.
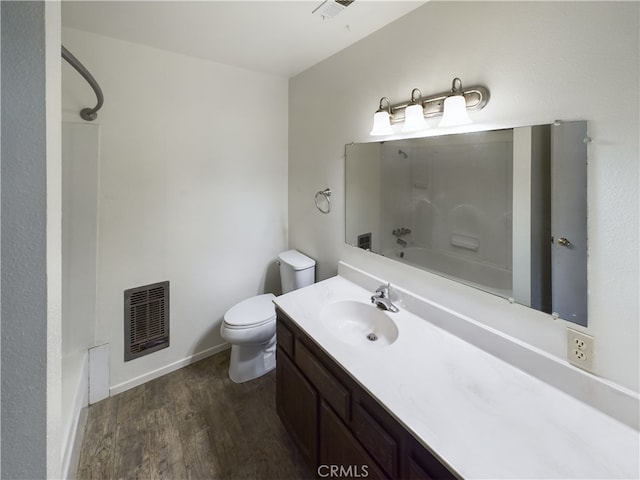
[345,121,588,326]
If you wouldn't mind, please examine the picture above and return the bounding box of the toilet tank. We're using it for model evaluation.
[278,250,315,294]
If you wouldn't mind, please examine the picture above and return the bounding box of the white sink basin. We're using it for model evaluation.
[320,300,399,348]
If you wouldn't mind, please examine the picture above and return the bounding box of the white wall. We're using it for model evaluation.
[62,28,289,393]
[289,2,639,392]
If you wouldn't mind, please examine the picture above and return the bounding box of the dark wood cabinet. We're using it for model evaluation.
[276,345,318,468]
[404,437,457,480]
[352,399,399,478]
[296,339,351,422]
[320,400,387,480]
[276,308,457,480]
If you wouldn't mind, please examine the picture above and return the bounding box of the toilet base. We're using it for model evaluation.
[227,336,276,383]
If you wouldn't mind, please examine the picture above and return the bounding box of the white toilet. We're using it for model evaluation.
[220,249,315,383]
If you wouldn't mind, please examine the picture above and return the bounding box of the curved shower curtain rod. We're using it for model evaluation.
[61,45,104,121]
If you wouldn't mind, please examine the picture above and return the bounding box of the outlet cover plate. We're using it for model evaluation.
[567,327,594,372]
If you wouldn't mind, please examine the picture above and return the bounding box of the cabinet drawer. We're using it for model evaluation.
[276,320,294,358]
[353,402,398,477]
[295,339,350,421]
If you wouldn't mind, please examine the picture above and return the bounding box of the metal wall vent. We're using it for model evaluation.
[357,232,372,250]
[124,281,169,361]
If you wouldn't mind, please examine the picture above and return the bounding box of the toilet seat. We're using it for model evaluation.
[223,293,276,329]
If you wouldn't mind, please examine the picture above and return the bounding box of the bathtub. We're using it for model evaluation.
[384,246,512,299]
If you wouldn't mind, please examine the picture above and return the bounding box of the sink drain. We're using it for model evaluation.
[366,333,378,342]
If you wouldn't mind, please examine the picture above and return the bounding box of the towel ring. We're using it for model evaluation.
[314,188,332,214]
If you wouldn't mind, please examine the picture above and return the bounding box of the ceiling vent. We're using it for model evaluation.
[312,0,355,19]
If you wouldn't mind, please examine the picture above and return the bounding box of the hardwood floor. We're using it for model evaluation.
[76,350,314,480]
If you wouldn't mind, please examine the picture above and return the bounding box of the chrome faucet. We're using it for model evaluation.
[371,283,399,312]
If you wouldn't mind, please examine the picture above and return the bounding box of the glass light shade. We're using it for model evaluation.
[369,111,394,136]
[401,103,428,133]
[439,94,471,127]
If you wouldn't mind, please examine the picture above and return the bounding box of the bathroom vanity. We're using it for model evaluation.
[273,262,639,479]
[276,308,454,479]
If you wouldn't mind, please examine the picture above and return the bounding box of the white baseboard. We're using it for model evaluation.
[110,343,231,397]
[61,352,89,480]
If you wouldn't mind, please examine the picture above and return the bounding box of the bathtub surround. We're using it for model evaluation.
[60,121,100,474]
[62,123,99,359]
[289,1,640,392]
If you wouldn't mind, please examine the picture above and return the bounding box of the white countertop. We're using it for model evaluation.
[273,274,640,479]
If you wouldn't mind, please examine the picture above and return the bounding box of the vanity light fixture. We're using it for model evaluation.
[369,97,394,136]
[401,88,429,133]
[369,77,490,136]
[439,77,472,127]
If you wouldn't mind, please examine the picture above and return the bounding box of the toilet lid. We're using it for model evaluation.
[224,293,276,328]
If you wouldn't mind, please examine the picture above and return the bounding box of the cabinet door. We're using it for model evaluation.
[276,347,318,468]
[404,437,456,480]
[352,401,399,478]
[295,339,350,421]
[319,401,387,480]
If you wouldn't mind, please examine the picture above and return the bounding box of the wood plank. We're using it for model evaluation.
[76,397,117,480]
[112,385,150,480]
[146,381,188,480]
[198,367,245,478]
[76,350,313,480]
[172,379,219,479]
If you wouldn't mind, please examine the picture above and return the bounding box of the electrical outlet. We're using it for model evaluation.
[567,327,594,372]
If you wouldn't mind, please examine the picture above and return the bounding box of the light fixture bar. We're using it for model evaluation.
[386,85,490,124]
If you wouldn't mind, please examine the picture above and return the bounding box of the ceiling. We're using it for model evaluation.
[62,1,427,78]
